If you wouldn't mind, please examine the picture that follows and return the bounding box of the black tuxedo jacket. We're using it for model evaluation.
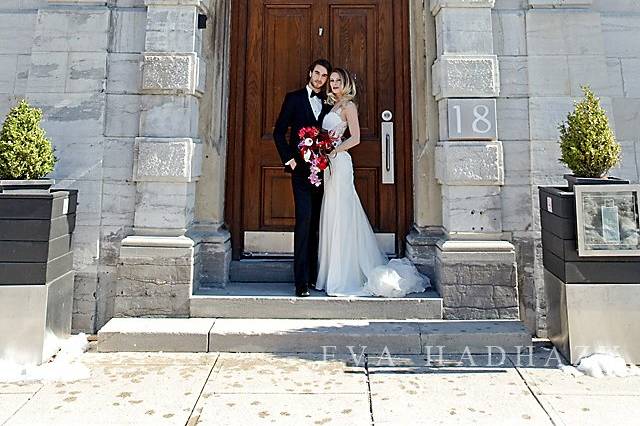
[273,87,329,175]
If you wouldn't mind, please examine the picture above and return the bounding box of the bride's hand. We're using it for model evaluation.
[328,150,338,159]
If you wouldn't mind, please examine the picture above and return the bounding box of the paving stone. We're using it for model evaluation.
[195,393,371,426]
[509,350,640,396]
[537,394,640,426]
[369,355,551,424]
[206,353,367,394]
[4,361,212,425]
[82,351,219,366]
[0,382,42,395]
[0,394,33,425]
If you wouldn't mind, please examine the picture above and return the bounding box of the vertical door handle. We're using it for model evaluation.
[381,121,394,184]
[385,134,391,172]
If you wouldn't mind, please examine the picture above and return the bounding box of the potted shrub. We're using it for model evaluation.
[0,99,56,191]
[0,99,78,365]
[539,86,628,262]
[539,87,640,364]
[558,85,625,190]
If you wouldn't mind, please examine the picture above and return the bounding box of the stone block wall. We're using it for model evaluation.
[0,1,45,116]
[491,0,640,335]
[0,0,147,332]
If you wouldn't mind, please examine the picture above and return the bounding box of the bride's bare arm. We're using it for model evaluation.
[334,102,360,153]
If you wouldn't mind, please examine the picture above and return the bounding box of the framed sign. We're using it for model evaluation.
[575,184,640,256]
[447,99,497,141]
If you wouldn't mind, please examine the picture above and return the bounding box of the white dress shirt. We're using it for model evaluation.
[306,85,322,120]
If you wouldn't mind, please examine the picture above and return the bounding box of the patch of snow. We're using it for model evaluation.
[561,353,640,378]
[0,334,90,383]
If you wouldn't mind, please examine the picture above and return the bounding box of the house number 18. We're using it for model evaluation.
[448,99,497,141]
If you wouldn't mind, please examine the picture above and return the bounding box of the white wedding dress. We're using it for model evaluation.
[315,106,430,297]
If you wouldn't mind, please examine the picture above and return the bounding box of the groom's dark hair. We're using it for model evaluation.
[306,58,332,83]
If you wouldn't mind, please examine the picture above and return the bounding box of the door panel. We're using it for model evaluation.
[228,0,410,258]
[263,5,314,137]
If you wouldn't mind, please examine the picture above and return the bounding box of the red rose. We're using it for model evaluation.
[316,155,329,170]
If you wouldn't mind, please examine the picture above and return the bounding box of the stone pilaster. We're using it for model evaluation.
[430,0,519,320]
[115,0,209,317]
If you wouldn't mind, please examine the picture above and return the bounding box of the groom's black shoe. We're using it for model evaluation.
[295,284,310,297]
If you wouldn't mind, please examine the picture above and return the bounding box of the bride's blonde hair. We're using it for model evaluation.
[326,68,357,105]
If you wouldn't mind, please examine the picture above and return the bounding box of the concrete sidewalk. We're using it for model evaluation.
[2,342,640,425]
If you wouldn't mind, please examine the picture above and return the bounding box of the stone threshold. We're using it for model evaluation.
[97,318,532,355]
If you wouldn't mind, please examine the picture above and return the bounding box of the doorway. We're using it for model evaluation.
[226,0,413,259]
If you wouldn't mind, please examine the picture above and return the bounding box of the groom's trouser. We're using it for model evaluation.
[292,172,323,286]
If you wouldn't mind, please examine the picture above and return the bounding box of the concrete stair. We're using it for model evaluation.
[98,318,532,354]
[229,259,293,282]
[190,282,443,320]
[95,259,530,356]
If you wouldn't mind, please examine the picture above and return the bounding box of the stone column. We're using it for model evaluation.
[191,0,232,290]
[430,0,519,319]
[115,0,207,317]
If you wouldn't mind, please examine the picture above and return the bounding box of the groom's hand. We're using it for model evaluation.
[286,159,297,171]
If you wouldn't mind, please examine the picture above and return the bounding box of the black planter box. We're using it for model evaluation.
[539,185,640,284]
[0,189,77,286]
[541,180,640,365]
[0,183,78,365]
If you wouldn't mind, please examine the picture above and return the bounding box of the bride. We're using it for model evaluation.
[315,68,430,297]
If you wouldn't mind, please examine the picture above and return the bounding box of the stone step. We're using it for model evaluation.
[229,259,293,282]
[190,282,443,320]
[97,318,532,355]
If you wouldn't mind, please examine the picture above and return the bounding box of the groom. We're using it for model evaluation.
[273,58,332,297]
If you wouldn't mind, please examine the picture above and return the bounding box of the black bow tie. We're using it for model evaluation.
[310,91,324,100]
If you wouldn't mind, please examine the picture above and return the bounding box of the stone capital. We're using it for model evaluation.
[432,55,500,100]
[431,0,495,16]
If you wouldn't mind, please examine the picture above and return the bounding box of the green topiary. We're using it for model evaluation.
[558,85,621,178]
[0,99,56,180]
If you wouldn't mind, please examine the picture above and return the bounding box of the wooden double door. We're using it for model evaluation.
[227,0,412,258]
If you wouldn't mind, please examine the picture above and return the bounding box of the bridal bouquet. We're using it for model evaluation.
[297,126,334,186]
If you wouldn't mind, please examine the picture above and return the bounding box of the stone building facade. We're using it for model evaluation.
[1,0,639,336]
